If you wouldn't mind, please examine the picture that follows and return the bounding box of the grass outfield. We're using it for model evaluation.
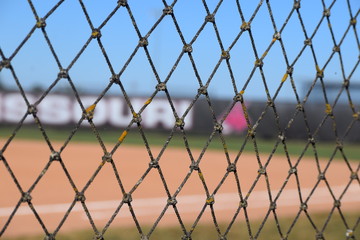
[0,126,359,160]
[3,212,359,240]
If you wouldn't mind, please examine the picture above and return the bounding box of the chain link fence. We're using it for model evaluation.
[0,0,359,239]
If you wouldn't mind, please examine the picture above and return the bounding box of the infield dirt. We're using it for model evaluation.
[0,139,359,237]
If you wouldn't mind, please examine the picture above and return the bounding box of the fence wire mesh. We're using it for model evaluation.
[0,0,359,239]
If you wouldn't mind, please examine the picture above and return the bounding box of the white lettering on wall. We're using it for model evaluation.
[108,97,132,127]
[3,93,35,123]
[0,92,193,130]
[38,95,72,124]
[145,99,174,129]
[73,96,107,126]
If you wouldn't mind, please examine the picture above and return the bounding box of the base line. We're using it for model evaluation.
[0,185,358,219]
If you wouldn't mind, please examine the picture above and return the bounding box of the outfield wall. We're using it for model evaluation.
[0,92,358,142]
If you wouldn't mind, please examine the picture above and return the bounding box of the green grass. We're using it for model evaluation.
[4,212,359,240]
[1,126,359,160]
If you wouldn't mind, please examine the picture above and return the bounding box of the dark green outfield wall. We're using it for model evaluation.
[0,92,358,142]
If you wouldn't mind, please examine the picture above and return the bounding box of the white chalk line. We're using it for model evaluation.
[0,185,358,220]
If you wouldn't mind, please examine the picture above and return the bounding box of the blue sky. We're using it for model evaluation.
[0,0,359,102]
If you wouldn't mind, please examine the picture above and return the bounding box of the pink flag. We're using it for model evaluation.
[222,102,249,134]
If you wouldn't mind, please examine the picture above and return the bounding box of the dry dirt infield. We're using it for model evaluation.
[0,139,359,237]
